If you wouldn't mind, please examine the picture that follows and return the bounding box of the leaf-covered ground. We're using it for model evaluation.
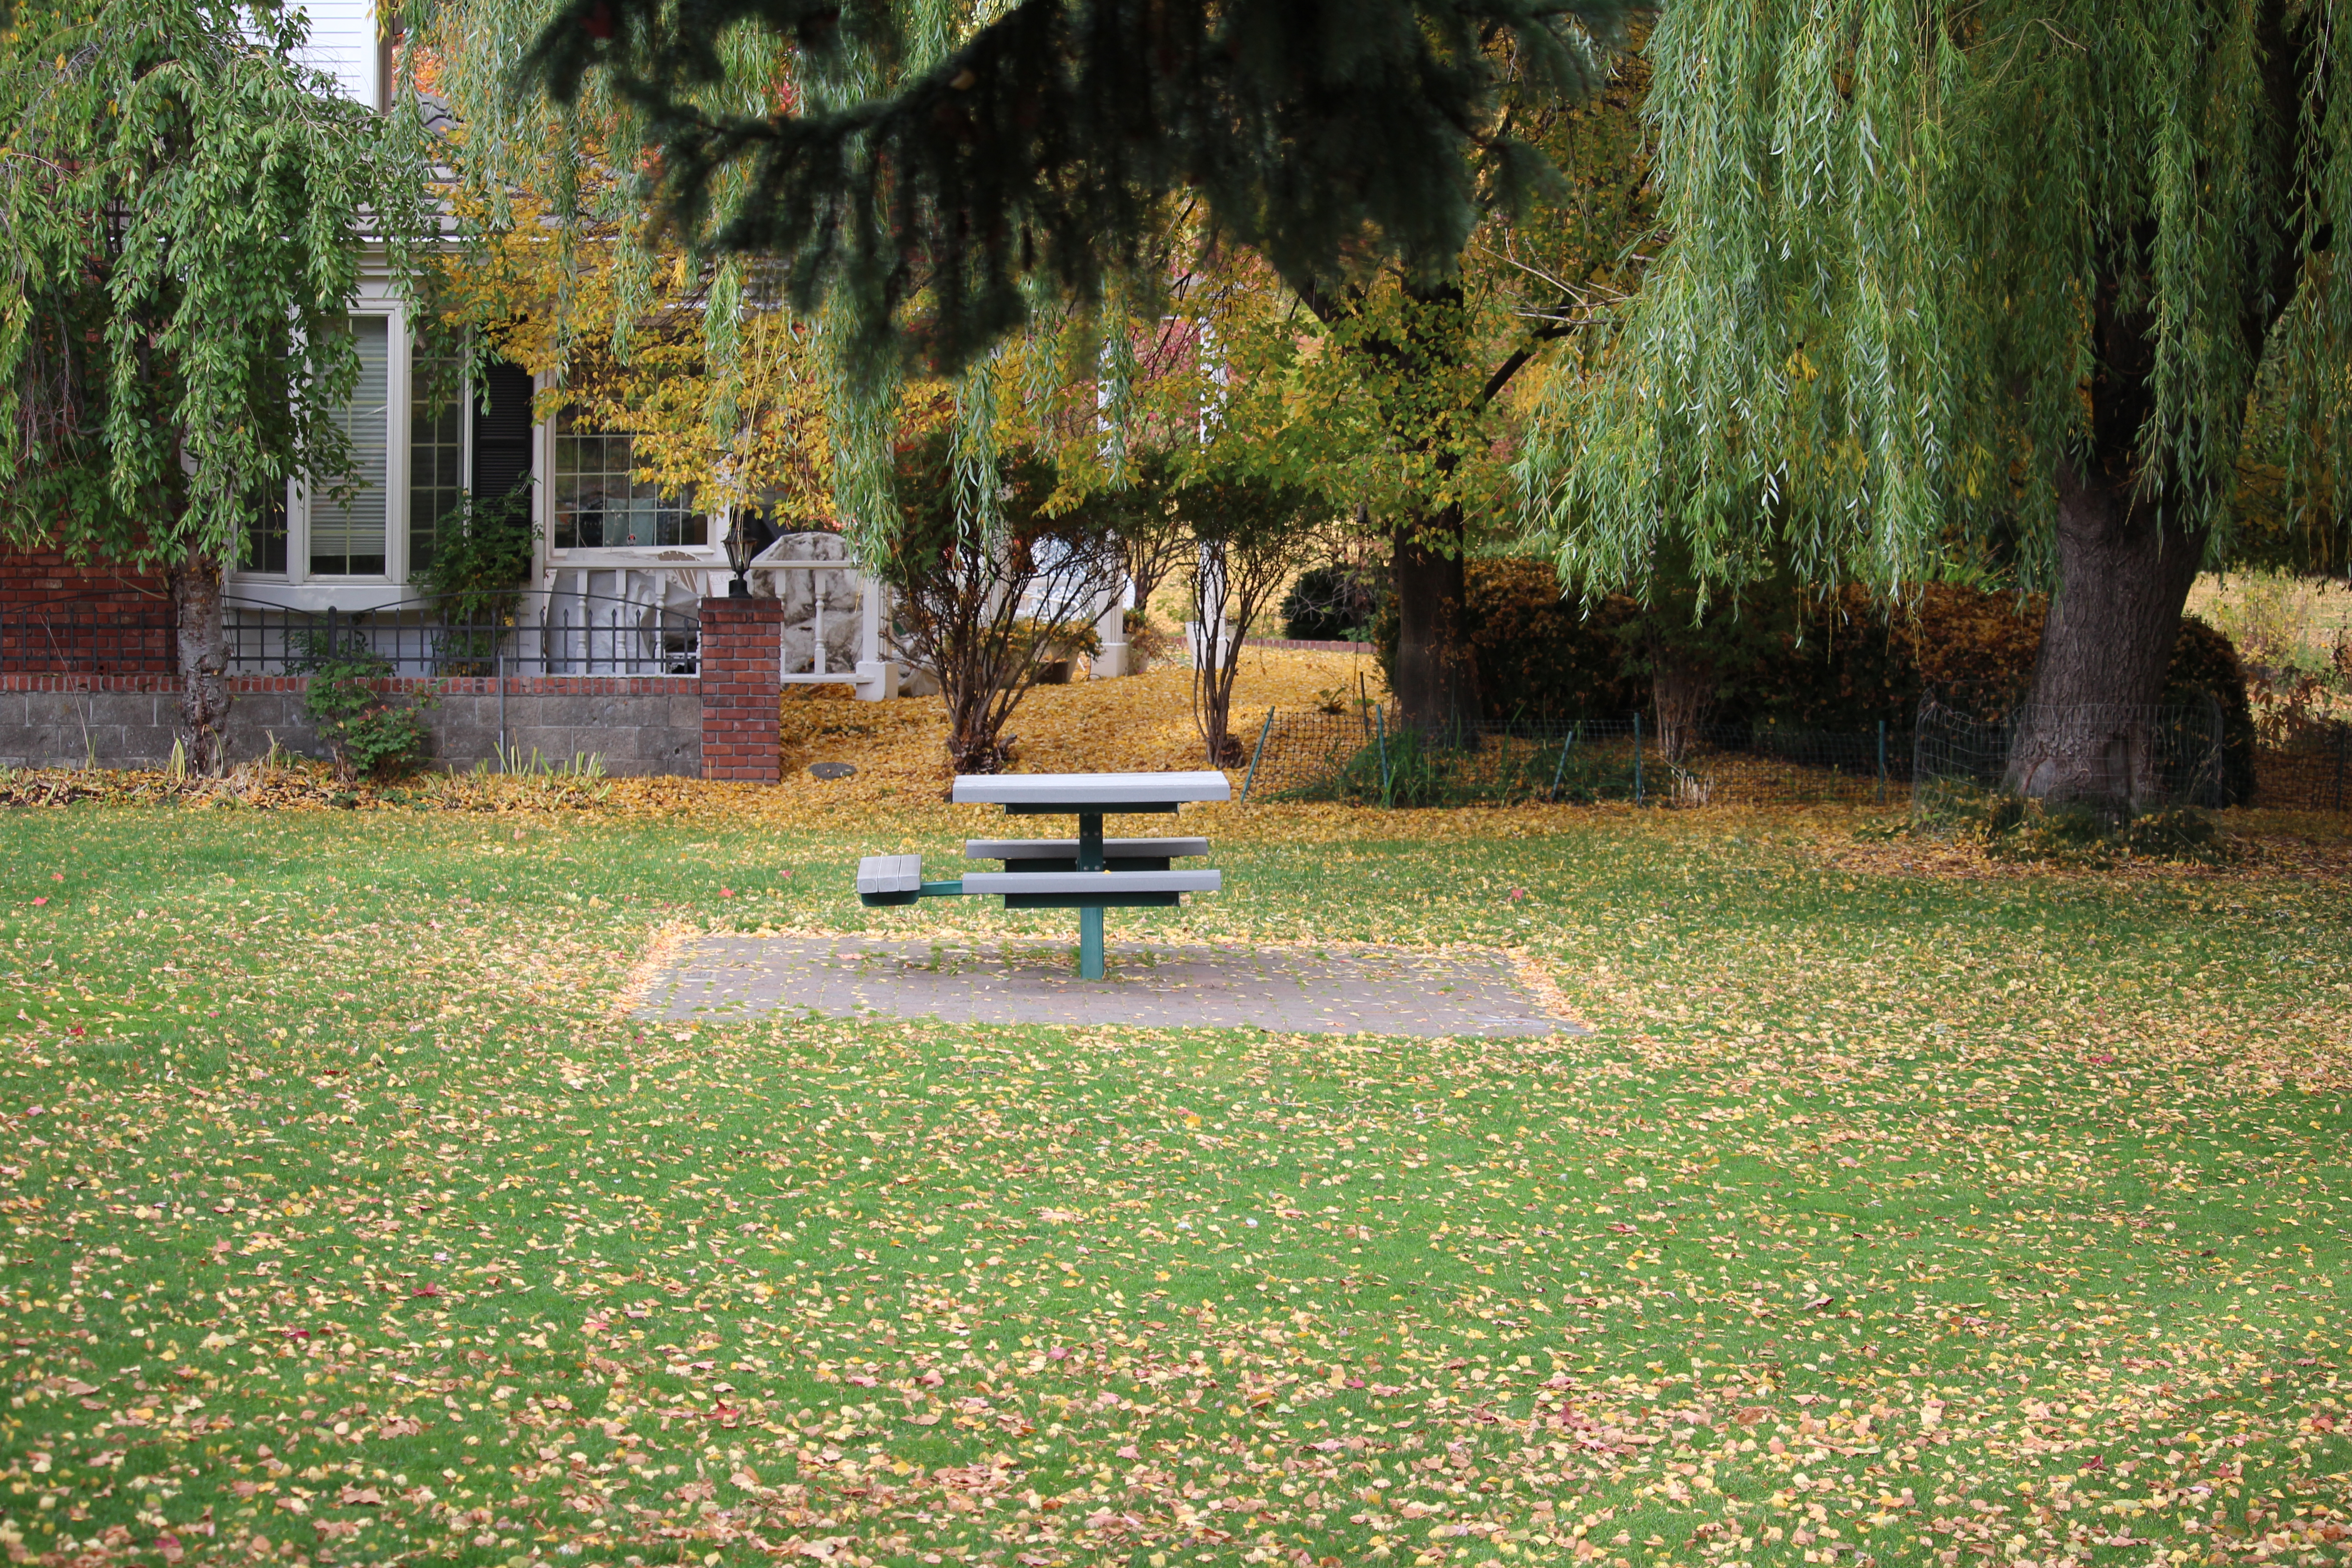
[2,803,2349,1568]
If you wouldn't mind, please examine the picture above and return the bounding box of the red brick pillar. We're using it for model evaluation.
[699,595,781,782]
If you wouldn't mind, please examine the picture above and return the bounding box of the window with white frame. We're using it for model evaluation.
[551,408,706,550]
[407,350,465,576]
[308,315,392,577]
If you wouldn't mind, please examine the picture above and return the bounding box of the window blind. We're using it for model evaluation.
[310,315,390,577]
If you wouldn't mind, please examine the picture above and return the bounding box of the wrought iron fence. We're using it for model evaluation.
[219,593,700,677]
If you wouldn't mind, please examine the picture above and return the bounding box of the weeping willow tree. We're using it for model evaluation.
[1519,0,2349,809]
[0,0,433,770]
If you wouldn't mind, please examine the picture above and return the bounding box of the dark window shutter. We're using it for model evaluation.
[472,362,536,500]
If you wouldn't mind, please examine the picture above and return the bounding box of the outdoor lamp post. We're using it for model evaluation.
[723,505,754,598]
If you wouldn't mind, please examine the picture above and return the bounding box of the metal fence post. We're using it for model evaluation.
[1548,724,1578,802]
[497,652,508,771]
[1877,719,1887,805]
[1632,712,1644,804]
[1375,705,1392,808]
[1240,706,1276,805]
[2206,691,2226,808]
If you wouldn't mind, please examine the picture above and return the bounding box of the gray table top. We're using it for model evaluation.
[950,770,1232,806]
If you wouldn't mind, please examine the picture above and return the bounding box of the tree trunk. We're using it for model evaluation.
[169,546,231,775]
[1650,649,1714,765]
[1389,510,1480,734]
[2003,460,2207,812]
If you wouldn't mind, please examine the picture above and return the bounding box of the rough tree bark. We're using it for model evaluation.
[1649,649,1714,766]
[1289,279,1489,735]
[169,545,231,774]
[2003,464,2208,809]
[1389,508,1481,733]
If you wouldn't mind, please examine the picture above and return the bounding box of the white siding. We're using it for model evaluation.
[293,0,379,110]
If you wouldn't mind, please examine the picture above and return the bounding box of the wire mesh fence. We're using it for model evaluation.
[1237,698,2352,811]
[1911,695,2233,811]
[1237,707,1906,808]
[2252,715,2352,811]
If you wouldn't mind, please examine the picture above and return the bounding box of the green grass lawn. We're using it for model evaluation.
[2,803,2348,1568]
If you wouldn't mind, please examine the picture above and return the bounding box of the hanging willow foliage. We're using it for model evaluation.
[1516,0,2351,604]
[514,0,1629,384]
[420,0,804,520]
[1,0,434,559]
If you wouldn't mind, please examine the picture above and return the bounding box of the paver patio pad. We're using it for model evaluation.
[637,936,1582,1037]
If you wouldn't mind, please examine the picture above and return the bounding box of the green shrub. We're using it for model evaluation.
[412,489,537,620]
[2160,617,2259,806]
[1371,558,1644,723]
[299,647,432,782]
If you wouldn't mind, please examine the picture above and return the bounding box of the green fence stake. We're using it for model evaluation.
[1632,713,1644,804]
[1877,719,1887,805]
[1240,706,1276,804]
[1376,706,1392,808]
[1548,724,1578,802]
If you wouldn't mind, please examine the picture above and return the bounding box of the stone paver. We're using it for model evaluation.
[638,936,1582,1037]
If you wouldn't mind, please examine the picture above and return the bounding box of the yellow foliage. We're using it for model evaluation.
[429,147,832,525]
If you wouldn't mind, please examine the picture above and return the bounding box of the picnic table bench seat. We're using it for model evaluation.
[964,837,1211,870]
[962,868,1222,896]
[855,770,1231,979]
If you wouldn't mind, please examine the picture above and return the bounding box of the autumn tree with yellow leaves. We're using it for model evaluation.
[411,13,830,543]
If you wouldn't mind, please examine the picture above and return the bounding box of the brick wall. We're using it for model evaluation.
[0,546,166,608]
[0,549,176,677]
[0,674,702,776]
[698,595,782,784]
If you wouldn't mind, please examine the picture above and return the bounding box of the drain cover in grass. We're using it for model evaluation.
[808,762,857,779]
[636,936,1583,1037]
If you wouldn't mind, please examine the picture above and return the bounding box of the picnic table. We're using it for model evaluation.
[856,770,1229,979]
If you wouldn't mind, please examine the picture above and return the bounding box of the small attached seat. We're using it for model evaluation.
[856,853,923,906]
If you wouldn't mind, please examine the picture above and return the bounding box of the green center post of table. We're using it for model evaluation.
[1078,809,1105,977]
[1000,799,1171,980]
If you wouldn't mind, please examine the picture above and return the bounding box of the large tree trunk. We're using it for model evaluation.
[2004,459,2208,811]
[1389,510,1481,733]
[169,547,231,775]
[1999,8,2308,810]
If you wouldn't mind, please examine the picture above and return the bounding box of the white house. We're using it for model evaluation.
[241,0,1130,690]
[235,0,730,650]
